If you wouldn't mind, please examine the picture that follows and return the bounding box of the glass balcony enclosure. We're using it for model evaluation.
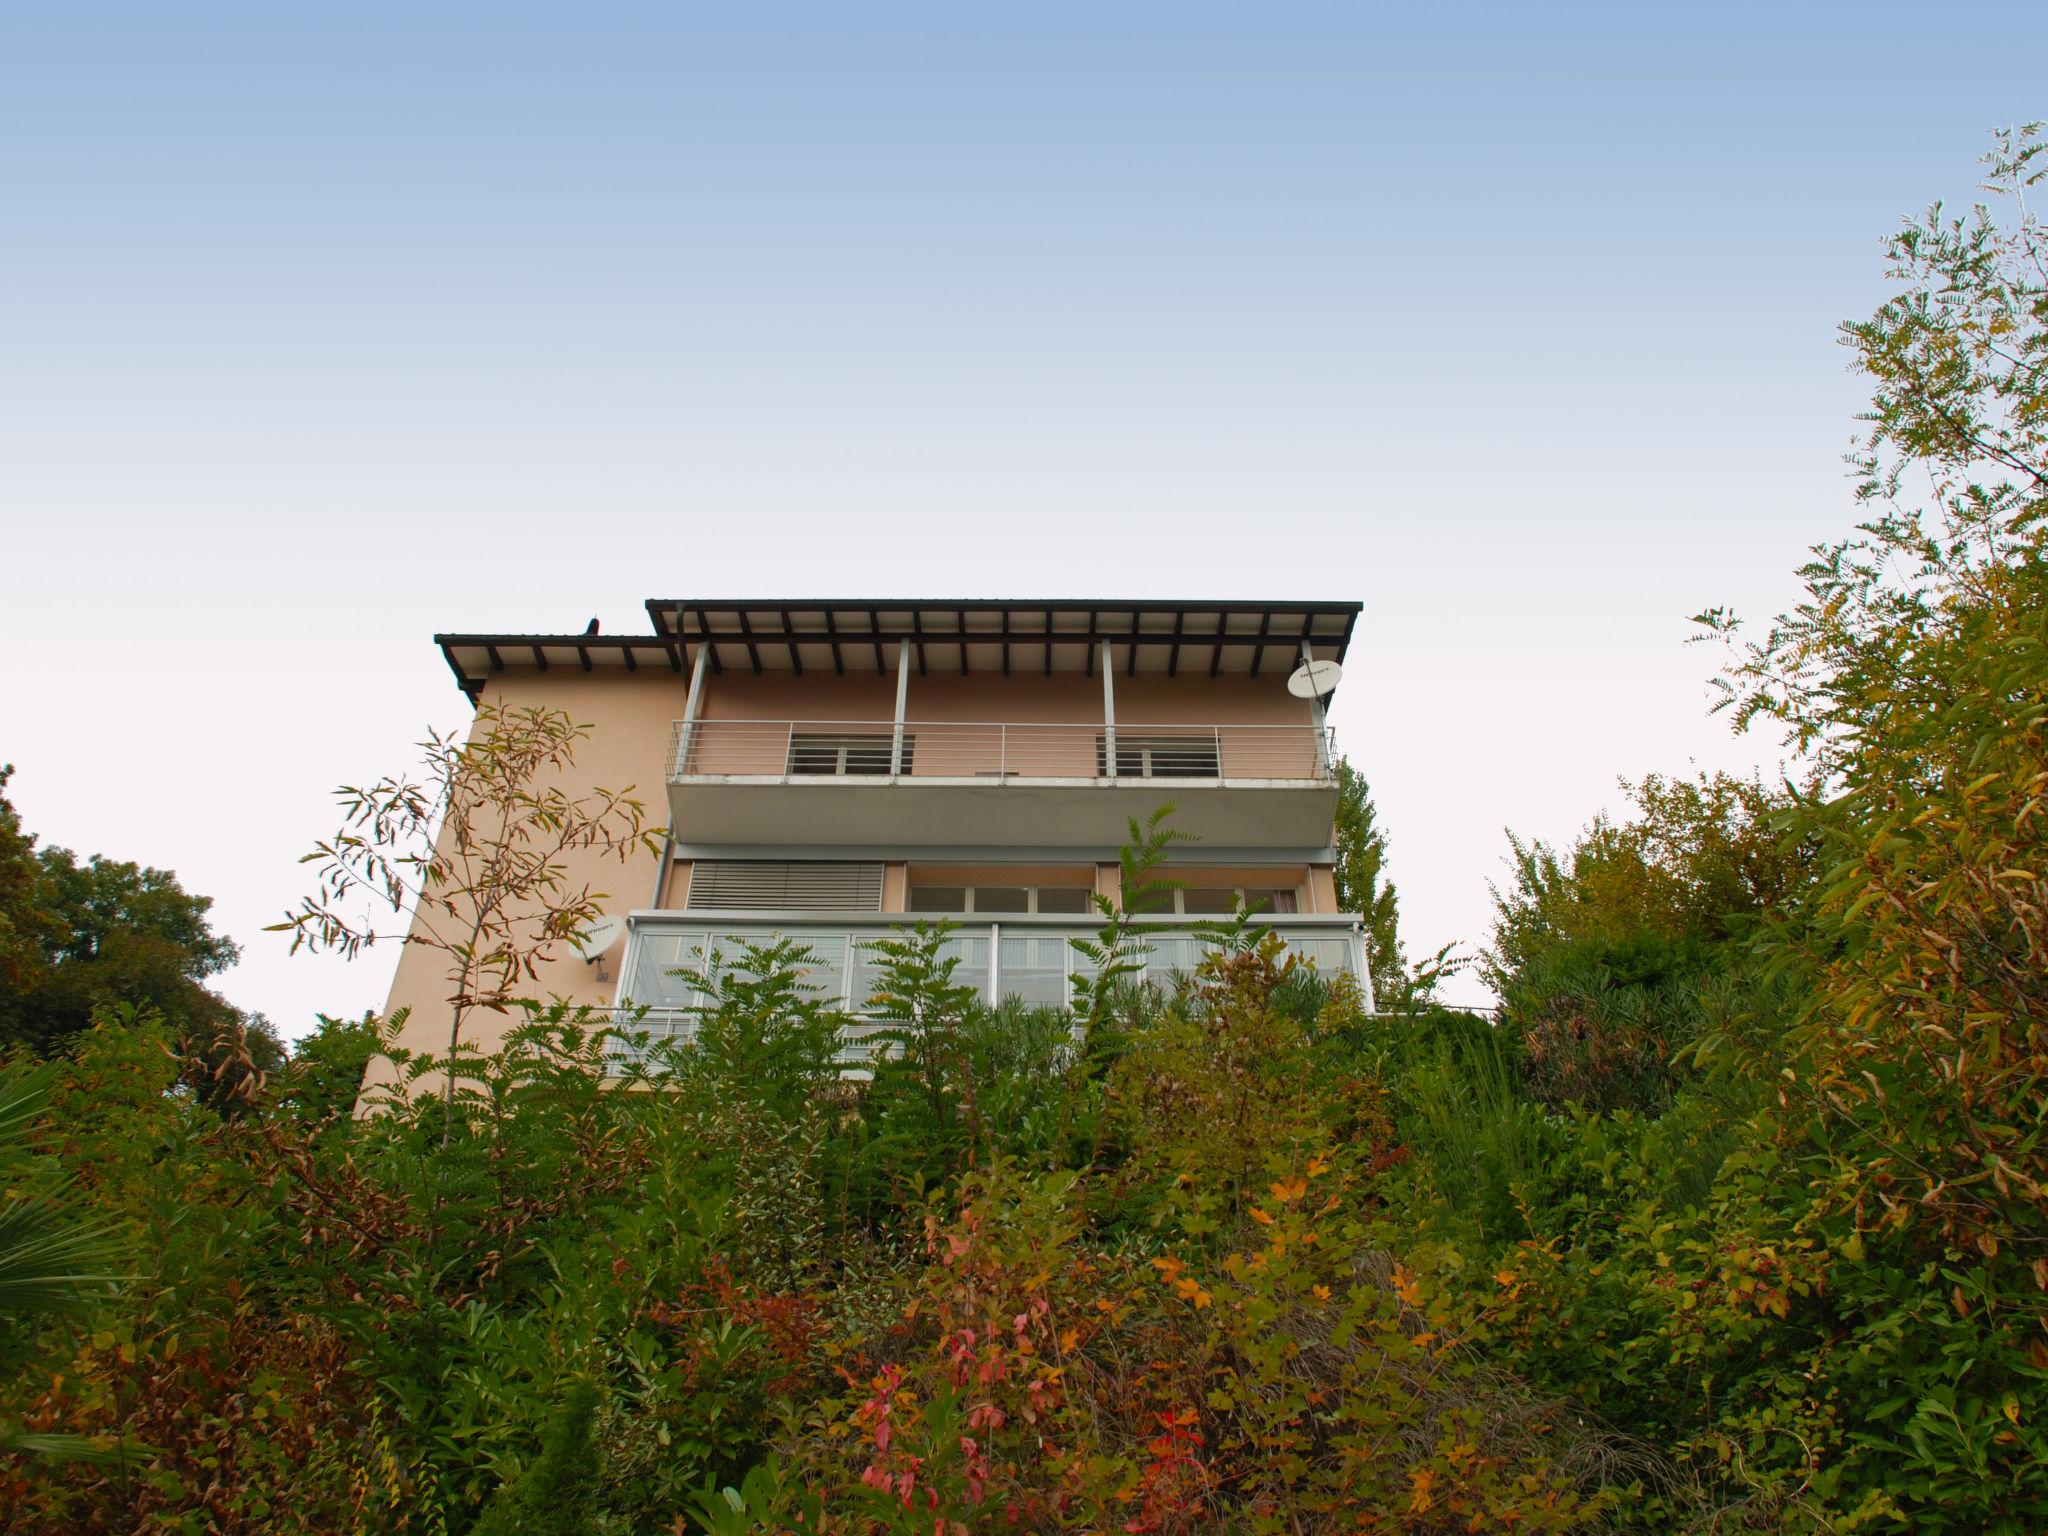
[610,912,1366,1067]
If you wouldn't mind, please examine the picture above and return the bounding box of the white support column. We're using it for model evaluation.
[891,638,911,776]
[1101,640,1117,777]
[987,922,1001,1005]
[1301,640,1331,778]
[676,648,708,775]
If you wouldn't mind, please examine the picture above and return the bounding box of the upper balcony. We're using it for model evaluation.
[665,718,1340,849]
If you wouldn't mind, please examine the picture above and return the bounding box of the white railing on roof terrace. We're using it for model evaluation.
[667,720,1333,783]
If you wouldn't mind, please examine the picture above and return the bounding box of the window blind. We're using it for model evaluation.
[684,860,885,912]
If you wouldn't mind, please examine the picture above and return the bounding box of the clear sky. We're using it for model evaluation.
[2,2,2041,1027]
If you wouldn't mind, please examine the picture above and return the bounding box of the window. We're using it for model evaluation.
[787,732,909,775]
[908,884,1096,914]
[1034,887,1092,915]
[1096,733,1220,778]
[972,886,1030,913]
[1168,885,1302,916]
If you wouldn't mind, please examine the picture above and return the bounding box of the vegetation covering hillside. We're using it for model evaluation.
[2,128,2045,1533]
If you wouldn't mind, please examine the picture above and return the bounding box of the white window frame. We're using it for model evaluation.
[906,883,1095,915]
[1166,884,1302,916]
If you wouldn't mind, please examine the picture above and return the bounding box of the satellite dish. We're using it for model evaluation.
[569,914,627,962]
[1286,658,1344,699]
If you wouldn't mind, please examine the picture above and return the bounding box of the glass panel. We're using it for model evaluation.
[1181,888,1238,915]
[1000,934,1070,1008]
[974,886,1029,913]
[1034,887,1092,914]
[939,933,990,1001]
[909,886,967,913]
[786,934,851,1004]
[1144,934,1208,979]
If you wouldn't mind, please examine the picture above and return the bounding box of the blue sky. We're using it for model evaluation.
[2,2,2041,1025]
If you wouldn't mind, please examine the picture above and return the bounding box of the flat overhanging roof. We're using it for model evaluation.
[437,598,1360,698]
[644,599,1360,680]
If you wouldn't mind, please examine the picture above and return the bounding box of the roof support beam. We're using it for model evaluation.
[1301,638,1331,778]
[891,639,911,776]
[735,610,763,675]
[780,608,802,674]
[824,610,845,676]
[677,649,708,776]
[1101,640,1117,779]
[697,609,723,675]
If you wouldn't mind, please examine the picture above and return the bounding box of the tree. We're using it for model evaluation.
[0,764,250,1065]
[1329,757,1419,1010]
[1693,123,2048,1523]
[271,703,662,1109]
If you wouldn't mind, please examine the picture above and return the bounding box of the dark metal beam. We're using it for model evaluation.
[696,609,724,675]
[1126,609,1140,678]
[486,644,504,672]
[779,607,802,675]
[531,644,549,670]
[824,609,845,676]
[1249,611,1271,678]
[1167,609,1185,677]
[958,609,969,676]
[734,610,764,675]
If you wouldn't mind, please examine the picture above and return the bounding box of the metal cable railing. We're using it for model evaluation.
[668,719,1333,782]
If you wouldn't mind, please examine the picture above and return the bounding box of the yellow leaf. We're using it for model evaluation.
[1392,1265,1424,1309]
[1248,1207,1274,1226]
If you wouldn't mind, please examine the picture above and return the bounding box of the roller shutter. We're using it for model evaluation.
[684,860,885,912]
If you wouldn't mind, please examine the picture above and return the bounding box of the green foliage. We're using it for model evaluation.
[1332,755,1419,1009]
[0,1060,122,1325]
[472,1381,603,1536]
[0,764,251,1069]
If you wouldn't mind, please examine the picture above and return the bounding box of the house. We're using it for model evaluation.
[366,599,1366,1086]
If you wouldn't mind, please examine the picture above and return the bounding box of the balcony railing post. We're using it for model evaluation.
[999,722,1008,779]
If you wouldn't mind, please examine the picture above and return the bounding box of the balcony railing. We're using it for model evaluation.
[668,720,1333,783]
[608,913,1364,1068]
